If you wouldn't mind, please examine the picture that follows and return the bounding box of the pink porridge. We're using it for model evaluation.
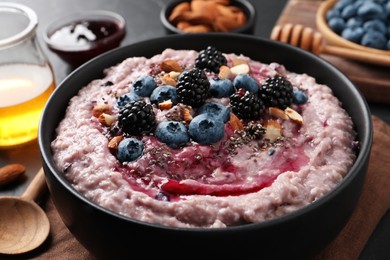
[51,47,357,228]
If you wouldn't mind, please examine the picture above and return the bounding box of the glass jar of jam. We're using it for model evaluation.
[0,2,55,149]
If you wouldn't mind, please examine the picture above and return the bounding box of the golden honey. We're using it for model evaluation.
[0,64,55,148]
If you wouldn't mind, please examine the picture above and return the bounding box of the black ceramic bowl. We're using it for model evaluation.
[160,0,256,34]
[39,34,372,259]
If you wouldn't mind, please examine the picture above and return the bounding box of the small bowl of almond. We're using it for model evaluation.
[160,0,256,34]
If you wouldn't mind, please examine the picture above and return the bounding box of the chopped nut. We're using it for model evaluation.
[232,58,248,66]
[159,100,173,110]
[285,107,304,124]
[230,63,250,75]
[161,74,177,86]
[92,104,111,118]
[183,107,193,122]
[218,65,232,79]
[98,113,117,126]
[229,113,244,131]
[269,107,289,120]
[264,120,282,143]
[108,136,124,151]
[169,71,181,79]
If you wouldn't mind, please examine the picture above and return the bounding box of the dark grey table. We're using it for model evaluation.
[2,1,389,259]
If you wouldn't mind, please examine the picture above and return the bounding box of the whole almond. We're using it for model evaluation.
[0,163,26,186]
[168,2,191,23]
[160,60,183,73]
[182,24,212,33]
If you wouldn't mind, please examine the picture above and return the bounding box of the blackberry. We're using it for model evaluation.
[230,88,265,120]
[195,46,227,73]
[118,100,156,136]
[176,68,210,108]
[259,76,294,109]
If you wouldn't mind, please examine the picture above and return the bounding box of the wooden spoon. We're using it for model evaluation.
[270,23,390,67]
[0,167,50,254]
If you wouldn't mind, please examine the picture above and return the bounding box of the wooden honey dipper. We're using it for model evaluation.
[270,23,390,67]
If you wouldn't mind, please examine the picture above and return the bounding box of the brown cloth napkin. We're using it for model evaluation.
[5,116,389,260]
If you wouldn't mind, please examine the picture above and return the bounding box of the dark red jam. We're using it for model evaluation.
[47,19,125,67]
[49,20,121,47]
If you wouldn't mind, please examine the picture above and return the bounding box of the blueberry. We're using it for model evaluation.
[132,75,157,97]
[155,121,189,148]
[189,114,224,145]
[292,87,308,105]
[328,17,346,34]
[198,101,230,123]
[341,27,365,43]
[385,1,390,16]
[363,19,387,34]
[341,4,358,19]
[361,31,387,49]
[346,17,363,28]
[117,138,144,163]
[334,0,354,11]
[387,39,390,50]
[150,85,178,105]
[352,0,365,9]
[326,8,341,20]
[117,92,141,108]
[209,78,234,98]
[233,74,259,94]
[357,2,384,20]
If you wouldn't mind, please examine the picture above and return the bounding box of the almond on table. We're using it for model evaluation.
[0,163,25,186]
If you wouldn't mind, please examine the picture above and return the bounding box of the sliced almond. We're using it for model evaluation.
[218,65,232,79]
[160,60,183,73]
[264,119,282,143]
[229,113,244,131]
[230,63,250,75]
[0,163,25,186]
[269,107,289,120]
[285,107,304,124]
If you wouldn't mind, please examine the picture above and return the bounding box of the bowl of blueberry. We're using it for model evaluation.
[316,0,390,55]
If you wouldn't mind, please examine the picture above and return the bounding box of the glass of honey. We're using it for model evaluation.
[0,3,55,149]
